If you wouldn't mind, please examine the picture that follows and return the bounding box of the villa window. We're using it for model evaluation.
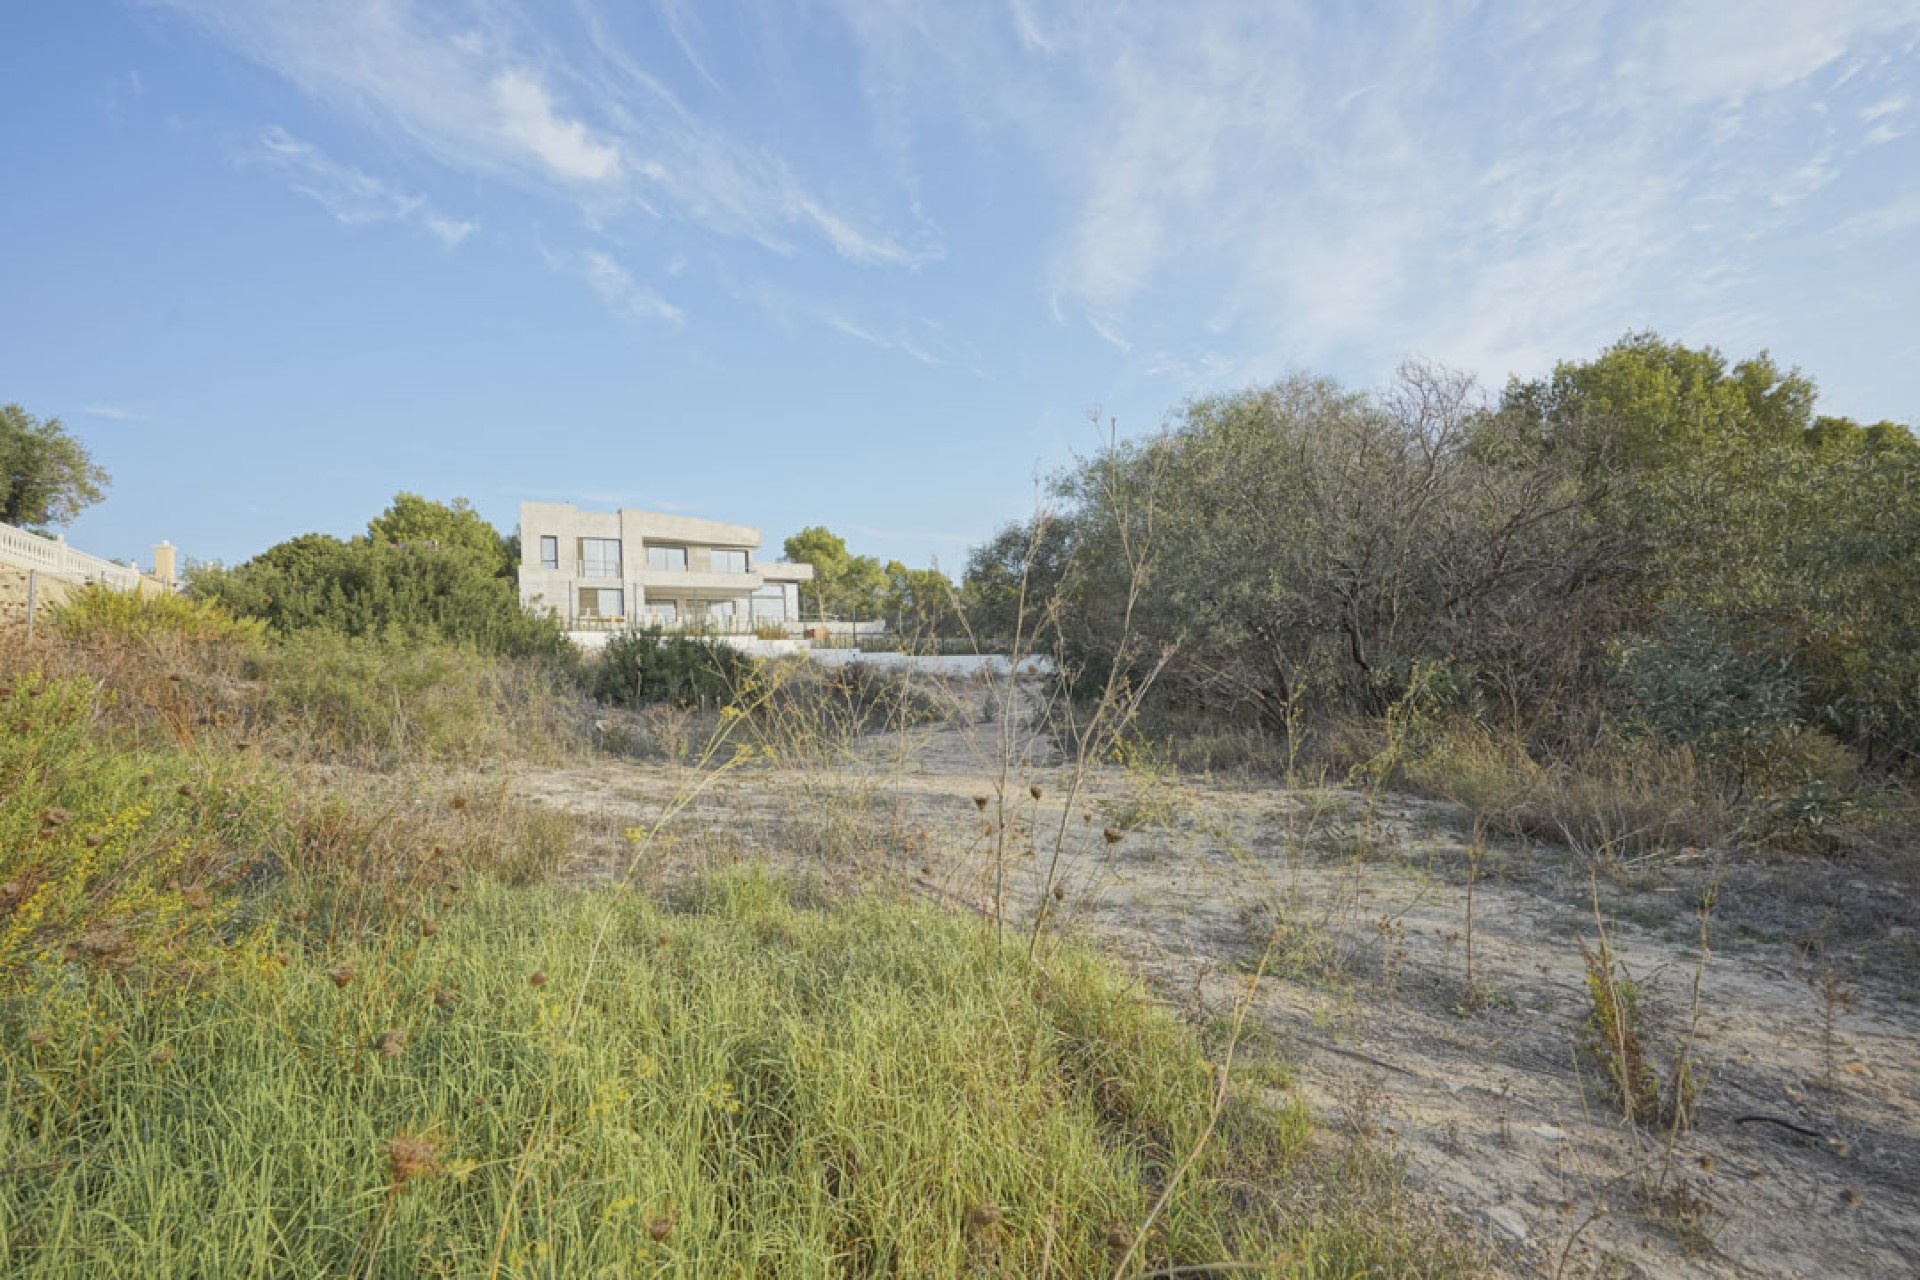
[751,586,786,623]
[648,601,678,623]
[648,545,688,572]
[579,587,624,618]
[538,535,558,570]
[580,537,622,578]
[713,548,749,574]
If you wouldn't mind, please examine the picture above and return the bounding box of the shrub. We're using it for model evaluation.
[592,628,757,709]
[1400,719,1734,860]
[51,583,265,649]
[265,633,581,767]
[1612,607,1807,796]
[0,670,279,993]
[33,585,267,749]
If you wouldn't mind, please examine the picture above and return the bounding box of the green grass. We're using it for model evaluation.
[5,871,1295,1278]
[3,610,1481,1279]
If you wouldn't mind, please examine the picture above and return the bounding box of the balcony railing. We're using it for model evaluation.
[0,521,143,591]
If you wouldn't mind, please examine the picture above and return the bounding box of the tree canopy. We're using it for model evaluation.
[1,403,110,531]
[191,494,567,660]
[782,526,886,619]
[963,335,1920,772]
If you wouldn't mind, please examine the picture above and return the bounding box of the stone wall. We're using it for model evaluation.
[0,562,77,641]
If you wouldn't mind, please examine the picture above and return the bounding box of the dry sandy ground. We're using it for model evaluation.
[509,683,1919,1279]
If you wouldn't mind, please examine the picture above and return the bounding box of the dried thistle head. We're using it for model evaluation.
[528,970,548,988]
[24,1027,51,1047]
[1028,784,1043,801]
[1102,826,1126,845]
[450,795,470,812]
[432,986,458,1008]
[149,1045,175,1065]
[84,832,108,849]
[646,1212,676,1242]
[1051,883,1065,901]
[386,1133,442,1185]
[375,1028,409,1058]
[1104,1224,1135,1255]
[39,807,72,828]
[965,1202,1002,1232]
[419,917,439,939]
[328,965,356,989]
[972,795,989,812]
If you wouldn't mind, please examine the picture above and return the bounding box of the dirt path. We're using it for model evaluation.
[513,689,1919,1279]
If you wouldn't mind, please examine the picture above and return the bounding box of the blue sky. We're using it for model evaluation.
[3,1,1916,576]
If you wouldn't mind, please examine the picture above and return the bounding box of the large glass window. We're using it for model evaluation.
[580,538,622,578]
[578,587,624,617]
[538,535,558,570]
[751,586,787,623]
[648,545,688,572]
[713,549,749,574]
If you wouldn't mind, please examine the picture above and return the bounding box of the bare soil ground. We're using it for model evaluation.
[509,680,1919,1279]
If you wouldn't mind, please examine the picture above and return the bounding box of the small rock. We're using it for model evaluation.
[1484,1204,1530,1242]
[1530,1125,1568,1141]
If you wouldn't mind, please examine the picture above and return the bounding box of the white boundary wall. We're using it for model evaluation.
[0,521,142,590]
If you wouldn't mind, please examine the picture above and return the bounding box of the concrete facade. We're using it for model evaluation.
[516,502,815,633]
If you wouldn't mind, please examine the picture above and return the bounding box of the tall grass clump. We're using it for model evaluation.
[265,632,583,767]
[0,669,282,994]
[1,869,1334,1278]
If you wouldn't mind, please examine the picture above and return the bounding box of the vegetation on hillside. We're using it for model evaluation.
[5,568,1478,1279]
[191,493,571,662]
[960,334,1919,854]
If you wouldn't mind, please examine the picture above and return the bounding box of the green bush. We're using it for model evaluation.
[1612,607,1806,794]
[51,583,264,649]
[592,628,756,709]
[190,495,574,664]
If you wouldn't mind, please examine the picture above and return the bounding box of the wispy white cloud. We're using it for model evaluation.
[1643,0,1918,107]
[544,246,684,326]
[489,70,623,183]
[151,0,1920,397]
[823,0,1919,387]
[77,404,154,423]
[823,314,947,367]
[152,0,927,265]
[1838,193,1920,242]
[1086,316,1130,353]
[251,126,475,245]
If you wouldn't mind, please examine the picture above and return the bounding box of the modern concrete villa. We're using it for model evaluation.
[517,502,814,633]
